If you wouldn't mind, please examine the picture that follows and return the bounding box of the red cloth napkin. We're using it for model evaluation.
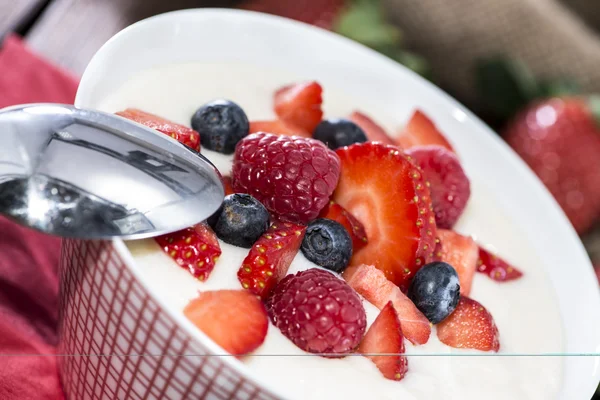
[0,34,78,400]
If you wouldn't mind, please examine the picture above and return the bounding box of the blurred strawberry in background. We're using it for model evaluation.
[240,0,345,29]
[505,97,600,234]
[477,59,600,235]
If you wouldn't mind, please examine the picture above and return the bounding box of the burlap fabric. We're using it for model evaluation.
[382,0,600,113]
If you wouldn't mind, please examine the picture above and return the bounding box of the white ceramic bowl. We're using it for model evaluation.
[59,8,600,400]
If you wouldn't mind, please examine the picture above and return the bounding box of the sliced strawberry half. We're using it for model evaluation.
[358,301,408,380]
[437,296,500,352]
[249,119,310,138]
[319,200,368,251]
[477,246,523,282]
[238,220,307,299]
[221,176,235,196]
[184,290,268,356]
[274,81,323,133]
[346,264,430,345]
[155,223,221,281]
[333,142,437,291]
[116,108,200,151]
[396,110,454,153]
[348,111,395,145]
[436,229,478,296]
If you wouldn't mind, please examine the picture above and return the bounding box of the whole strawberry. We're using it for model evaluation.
[504,97,600,234]
[232,133,341,224]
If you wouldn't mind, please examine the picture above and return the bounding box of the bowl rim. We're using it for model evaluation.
[76,8,600,399]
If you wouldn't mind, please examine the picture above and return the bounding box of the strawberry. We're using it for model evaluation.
[333,142,437,291]
[433,236,443,260]
[319,200,368,251]
[346,264,431,345]
[155,223,221,281]
[348,111,395,145]
[238,220,307,299]
[477,246,523,282]
[436,229,478,296]
[116,108,200,151]
[504,98,600,234]
[436,296,500,352]
[239,0,346,30]
[396,110,454,153]
[357,301,408,380]
[274,81,323,133]
[221,176,235,196]
[249,119,310,137]
[184,290,268,356]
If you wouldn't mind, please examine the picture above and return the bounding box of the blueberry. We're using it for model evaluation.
[191,100,249,154]
[407,262,460,324]
[301,219,352,273]
[312,118,367,150]
[208,194,269,248]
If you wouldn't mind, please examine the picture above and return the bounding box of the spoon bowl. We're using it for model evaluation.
[0,103,224,239]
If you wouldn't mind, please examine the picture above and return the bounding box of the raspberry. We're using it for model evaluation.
[406,145,471,229]
[232,133,341,224]
[266,268,367,356]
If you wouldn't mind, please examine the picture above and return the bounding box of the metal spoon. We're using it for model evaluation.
[0,104,224,240]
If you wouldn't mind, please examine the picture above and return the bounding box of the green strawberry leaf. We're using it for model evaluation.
[586,95,600,129]
[391,49,431,79]
[475,58,542,120]
[332,0,430,78]
[333,0,402,51]
[538,78,580,98]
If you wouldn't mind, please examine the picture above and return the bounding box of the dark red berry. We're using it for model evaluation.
[406,145,471,229]
[232,132,341,223]
[266,268,367,356]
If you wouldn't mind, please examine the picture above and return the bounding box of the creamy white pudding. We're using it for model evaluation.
[99,62,564,400]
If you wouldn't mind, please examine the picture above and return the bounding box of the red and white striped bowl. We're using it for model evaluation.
[60,8,600,400]
[58,239,277,399]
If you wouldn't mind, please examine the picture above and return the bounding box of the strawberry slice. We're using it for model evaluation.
[249,119,310,137]
[238,220,307,299]
[346,264,430,345]
[396,110,454,153]
[433,236,443,260]
[274,81,323,133]
[437,296,500,352]
[358,301,408,380]
[221,176,235,196]
[155,223,221,281]
[348,111,395,145]
[116,108,200,151]
[477,246,523,282]
[319,200,368,251]
[333,142,437,291]
[184,290,268,356]
[436,229,478,296]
